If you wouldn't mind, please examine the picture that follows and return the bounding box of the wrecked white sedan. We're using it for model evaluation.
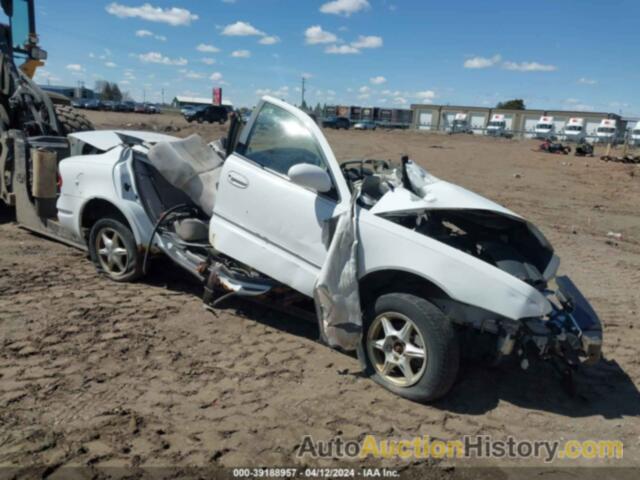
[56,96,602,402]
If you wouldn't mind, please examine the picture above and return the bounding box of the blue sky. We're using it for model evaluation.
[24,0,640,114]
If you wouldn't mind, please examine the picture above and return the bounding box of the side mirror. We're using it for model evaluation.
[288,163,332,193]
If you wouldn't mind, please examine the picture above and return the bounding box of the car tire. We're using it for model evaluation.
[88,217,143,283]
[357,293,460,402]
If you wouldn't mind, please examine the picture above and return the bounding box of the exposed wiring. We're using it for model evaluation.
[142,204,193,275]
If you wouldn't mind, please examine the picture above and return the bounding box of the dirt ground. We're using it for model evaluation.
[1,110,639,478]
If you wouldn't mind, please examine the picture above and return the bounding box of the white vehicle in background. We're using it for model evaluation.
[595,118,623,144]
[448,113,473,134]
[534,116,555,139]
[53,96,602,402]
[486,114,509,137]
[631,121,640,146]
[563,118,586,142]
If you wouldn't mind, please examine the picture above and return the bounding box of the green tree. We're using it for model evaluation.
[111,83,122,102]
[496,99,525,110]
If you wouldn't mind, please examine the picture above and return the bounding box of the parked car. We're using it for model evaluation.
[101,100,117,111]
[120,101,135,113]
[133,103,148,114]
[183,105,228,124]
[353,120,377,130]
[322,116,350,129]
[56,96,602,402]
[144,104,159,114]
[70,98,87,109]
[83,99,102,110]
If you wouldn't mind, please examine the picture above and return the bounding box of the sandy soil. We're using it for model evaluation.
[1,110,639,478]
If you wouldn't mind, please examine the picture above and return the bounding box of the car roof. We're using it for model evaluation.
[69,130,180,151]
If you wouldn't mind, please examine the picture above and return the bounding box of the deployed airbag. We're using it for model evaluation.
[148,134,223,216]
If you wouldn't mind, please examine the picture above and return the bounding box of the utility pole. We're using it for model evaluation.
[301,76,306,109]
[161,88,165,105]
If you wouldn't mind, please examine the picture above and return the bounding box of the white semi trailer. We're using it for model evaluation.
[449,113,473,134]
[486,114,507,137]
[534,116,555,139]
[563,118,586,142]
[595,118,624,144]
[631,121,640,146]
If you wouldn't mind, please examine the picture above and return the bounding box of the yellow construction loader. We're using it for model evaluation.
[0,0,95,245]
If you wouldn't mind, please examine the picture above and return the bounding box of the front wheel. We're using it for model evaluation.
[357,293,459,402]
[88,218,143,282]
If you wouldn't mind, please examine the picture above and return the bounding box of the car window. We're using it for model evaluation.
[241,103,327,176]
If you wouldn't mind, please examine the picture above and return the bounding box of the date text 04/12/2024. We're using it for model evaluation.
[232,468,400,478]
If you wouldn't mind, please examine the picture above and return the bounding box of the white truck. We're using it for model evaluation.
[448,113,473,134]
[16,96,602,403]
[631,121,640,146]
[534,116,555,139]
[486,114,508,137]
[563,118,586,142]
[595,118,623,144]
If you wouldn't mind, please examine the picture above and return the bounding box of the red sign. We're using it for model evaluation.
[213,87,222,106]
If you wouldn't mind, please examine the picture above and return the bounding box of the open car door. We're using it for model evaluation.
[210,96,352,296]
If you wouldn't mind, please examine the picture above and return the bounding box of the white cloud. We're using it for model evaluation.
[464,54,501,69]
[327,89,336,96]
[231,49,251,58]
[136,29,153,37]
[256,86,289,98]
[210,72,224,82]
[120,79,131,85]
[305,25,338,44]
[105,61,117,68]
[221,21,264,36]
[325,44,359,54]
[416,90,436,101]
[66,64,84,72]
[197,43,220,53]
[259,35,280,45]
[320,0,370,16]
[222,0,236,3]
[503,61,556,72]
[578,77,597,85]
[351,35,382,49]
[201,58,216,65]
[370,75,386,85]
[359,85,370,93]
[357,93,370,100]
[302,72,313,79]
[182,70,203,79]
[106,3,198,26]
[393,97,407,105]
[138,51,187,66]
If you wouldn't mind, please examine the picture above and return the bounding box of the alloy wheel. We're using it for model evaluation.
[366,312,427,387]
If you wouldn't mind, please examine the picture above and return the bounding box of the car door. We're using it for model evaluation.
[210,96,352,296]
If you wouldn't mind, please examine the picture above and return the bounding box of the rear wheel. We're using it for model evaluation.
[358,293,460,402]
[88,218,142,282]
[54,105,94,135]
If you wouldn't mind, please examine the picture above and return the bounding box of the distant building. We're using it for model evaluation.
[39,85,95,100]
[171,96,233,109]
[411,103,624,138]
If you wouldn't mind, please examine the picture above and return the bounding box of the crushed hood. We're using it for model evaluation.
[69,130,180,152]
[370,180,520,219]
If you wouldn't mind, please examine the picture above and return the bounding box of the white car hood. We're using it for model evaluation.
[370,181,520,218]
[69,130,179,152]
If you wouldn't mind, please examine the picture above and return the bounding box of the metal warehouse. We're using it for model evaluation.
[410,104,623,138]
